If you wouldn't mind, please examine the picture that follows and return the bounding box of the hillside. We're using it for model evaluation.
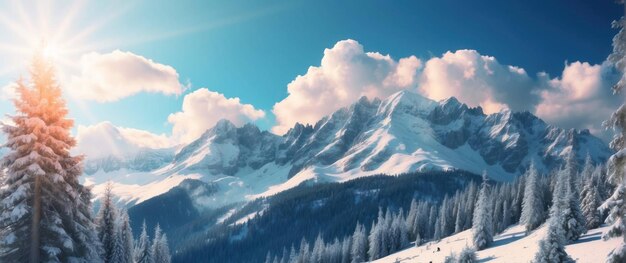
[376,224,620,263]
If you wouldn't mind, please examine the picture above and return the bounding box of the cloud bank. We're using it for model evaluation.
[271,39,619,139]
[168,88,266,143]
[60,40,620,151]
[76,122,173,159]
[271,39,422,134]
[68,50,185,102]
[536,61,620,134]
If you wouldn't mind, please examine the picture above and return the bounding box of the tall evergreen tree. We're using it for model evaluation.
[134,221,151,263]
[152,231,171,263]
[581,166,603,229]
[350,223,367,263]
[472,172,493,250]
[311,233,324,263]
[533,168,574,263]
[601,10,626,260]
[0,52,102,262]
[111,209,134,263]
[368,210,384,260]
[520,162,546,233]
[97,183,117,262]
[340,236,351,263]
[562,152,586,241]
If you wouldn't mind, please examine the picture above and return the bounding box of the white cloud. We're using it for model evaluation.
[0,82,18,101]
[168,88,266,143]
[418,50,539,113]
[67,50,184,102]
[76,122,174,159]
[271,39,422,134]
[535,61,621,135]
[271,40,620,139]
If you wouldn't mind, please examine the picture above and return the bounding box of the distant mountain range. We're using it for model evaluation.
[80,90,612,208]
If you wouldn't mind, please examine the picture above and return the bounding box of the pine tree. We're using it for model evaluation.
[458,246,478,263]
[341,236,351,263]
[502,200,511,231]
[281,247,289,263]
[368,210,384,260]
[533,169,574,263]
[601,12,626,260]
[428,205,438,238]
[265,252,272,263]
[311,233,324,263]
[134,221,151,263]
[152,232,171,263]
[351,223,367,263]
[97,182,118,262]
[289,245,297,263]
[520,162,546,233]
[472,172,493,250]
[0,52,102,262]
[151,224,171,263]
[561,151,586,241]
[112,209,134,263]
[406,199,418,238]
[297,237,310,263]
[581,166,603,229]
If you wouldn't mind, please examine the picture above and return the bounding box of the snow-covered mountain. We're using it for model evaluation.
[84,91,612,207]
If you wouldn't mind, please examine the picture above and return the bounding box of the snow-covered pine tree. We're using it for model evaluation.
[382,208,392,256]
[472,172,493,250]
[97,182,118,262]
[520,162,546,233]
[428,205,438,238]
[340,236,351,263]
[134,221,151,263]
[368,210,384,260]
[455,196,466,234]
[511,174,526,224]
[351,222,367,263]
[533,168,574,263]
[600,7,626,261]
[311,233,324,263]
[458,246,478,263]
[0,52,102,262]
[280,247,288,263]
[152,232,171,263]
[502,200,511,231]
[464,182,479,229]
[562,151,586,241]
[493,195,504,233]
[406,199,418,237]
[111,209,134,263]
[581,165,603,229]
[297,237,310,263]
[289,245,297,263]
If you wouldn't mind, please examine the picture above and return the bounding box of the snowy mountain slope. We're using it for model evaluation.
[84,91,612,207]
[375,224,620,263]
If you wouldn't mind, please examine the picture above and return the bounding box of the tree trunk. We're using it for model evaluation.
[30,175,41,263]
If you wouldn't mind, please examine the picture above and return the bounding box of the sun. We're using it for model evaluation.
[40,41,62,61]
[0,0,140,78]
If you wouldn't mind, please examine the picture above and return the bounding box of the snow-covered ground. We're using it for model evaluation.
[375,224,620,263]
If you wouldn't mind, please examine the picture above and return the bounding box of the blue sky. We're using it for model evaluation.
[0,0,622,145]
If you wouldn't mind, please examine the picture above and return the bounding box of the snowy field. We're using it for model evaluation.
[375,224,620,263]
